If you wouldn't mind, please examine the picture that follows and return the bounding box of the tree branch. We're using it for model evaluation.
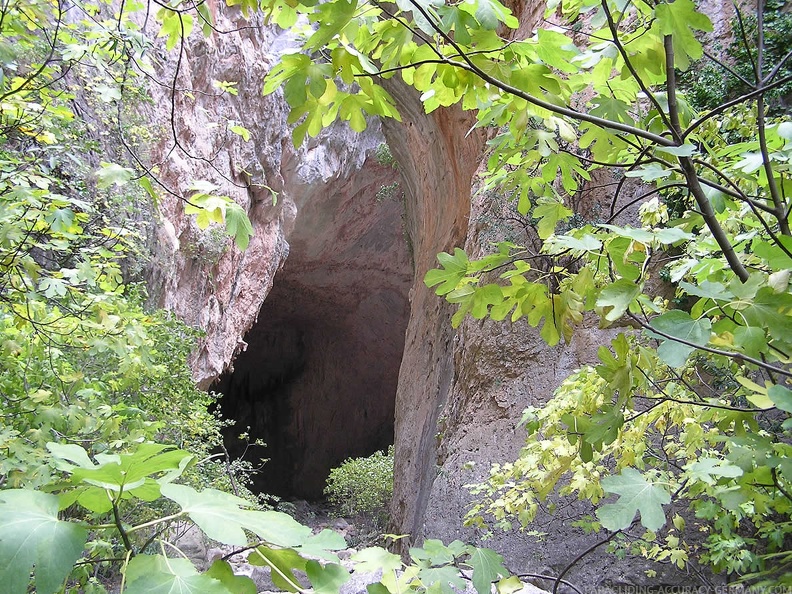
[404,0,677,147]
[601,0,678,140]
[664,36,750,282]
[627,313,792,378]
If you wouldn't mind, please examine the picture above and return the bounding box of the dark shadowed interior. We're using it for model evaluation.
[212,161,413,499]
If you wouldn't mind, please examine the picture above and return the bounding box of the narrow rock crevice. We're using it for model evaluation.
[213,158,412,499]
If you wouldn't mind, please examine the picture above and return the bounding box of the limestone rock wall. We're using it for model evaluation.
[145,8,383,388]
[212,155,413,498]
[145,6,413,500]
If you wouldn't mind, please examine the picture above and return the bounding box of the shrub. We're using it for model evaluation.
[324,446,394,526]
[374,143,397,167]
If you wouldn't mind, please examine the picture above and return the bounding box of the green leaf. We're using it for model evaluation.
[686,458,743,485]
[157,10,194,51]
[411,539,455,565]
[249,546,307,592]
[69,444,192,491]
[654,227,694,244]
[124,555,229,594]
[497,576,526,594]
[0,490,87,594]
[229,124,251,142]
[139,176,159,204]
[46,207,76,234]
[545,233,602,253]
[741,287,792,343]
[469,0,518,29]
[590,96,634,124]
[185,193,230,229]
[702,185,726,213]
[596,468,670,531]
[51,444,193,513]
[733,326,767,358]
[624,163,673,182]
[295,529,347,561]
[752,237,792,270]
[734,151,765,173]
[161,484,311,547]
[654,0,712,70]
[305,0,358,50]
[655,144,696,157]
[424,249,469,295]
[778,121,792,141]
[204,560,257,594]
[96,162,133,189]
[39,277,68,298]
[768,384,792,413]
[46,442,95,470]
[596,279,641,322]
[598,224,654,244]
[533,201,573,239]
[577,406,624,451]
[396,0,444,34]
[736,376,773,409]
[535,28,579,74]
[224,203,253,251]
[339,93,371,132]
[678,281,733,301]
[417,565,466,591]
[306,560,351,594]
[351,547,403,573]
[648,310,711,368]
[448,283,503,321]
[197,1,214,35]
[95,84,121,103]
[438,6,476,44]
[468,547,508,594]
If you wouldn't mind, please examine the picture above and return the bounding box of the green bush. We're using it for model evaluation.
[374,143,397,167]
[324,446,394,525]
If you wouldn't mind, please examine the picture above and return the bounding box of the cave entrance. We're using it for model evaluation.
[213,159,412,500]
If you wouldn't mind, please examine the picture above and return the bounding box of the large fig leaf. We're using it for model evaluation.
[468,547,509,594]
[0,489,87,594]
[160,483,311,546]
[596,468,670,531]
[124,554,229,594]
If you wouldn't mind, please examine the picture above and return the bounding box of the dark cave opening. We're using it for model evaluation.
[212,161,413,500]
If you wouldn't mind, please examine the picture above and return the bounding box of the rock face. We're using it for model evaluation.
[373,80,661,590]
[145,8,386,390]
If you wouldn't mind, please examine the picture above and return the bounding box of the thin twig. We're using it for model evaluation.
[628,312,792,378]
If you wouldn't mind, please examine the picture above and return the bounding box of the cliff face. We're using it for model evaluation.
[145,8,386,390]
[211,154,413,498]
